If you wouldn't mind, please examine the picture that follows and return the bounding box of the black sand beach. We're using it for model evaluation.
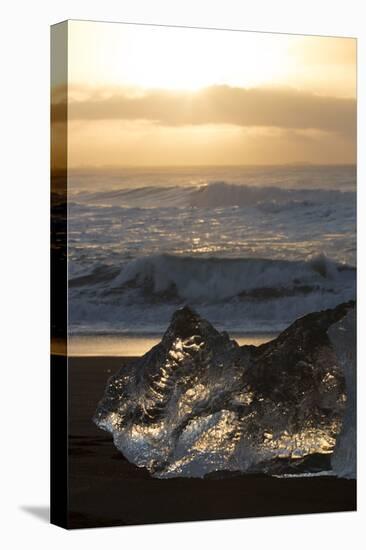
[66,356,356,529]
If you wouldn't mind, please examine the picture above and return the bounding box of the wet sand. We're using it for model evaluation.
[67,356,356,529]
[68,332,278,357]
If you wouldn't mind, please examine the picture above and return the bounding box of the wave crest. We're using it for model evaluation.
[70,253,355,304]
[74,181,355,210]
[68,254,355,334]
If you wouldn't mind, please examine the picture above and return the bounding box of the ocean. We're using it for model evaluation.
[67,164,356,355]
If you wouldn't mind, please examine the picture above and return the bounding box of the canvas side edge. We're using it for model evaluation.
[50,20,69,530]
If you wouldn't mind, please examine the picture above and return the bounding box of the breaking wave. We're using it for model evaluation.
[76,181,355,211]
[67,172,356,335]
[68,254,355,334]
[70,253,354,302]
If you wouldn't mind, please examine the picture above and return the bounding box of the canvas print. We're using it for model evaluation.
[51,20,356,529]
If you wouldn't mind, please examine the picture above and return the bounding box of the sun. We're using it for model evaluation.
[69,21,292,91]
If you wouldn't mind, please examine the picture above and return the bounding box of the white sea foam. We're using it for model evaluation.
[68,253,355,335]
[108,253,352,302]
[66,166,356,335]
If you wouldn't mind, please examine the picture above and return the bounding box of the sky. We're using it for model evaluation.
[52,21,356,168]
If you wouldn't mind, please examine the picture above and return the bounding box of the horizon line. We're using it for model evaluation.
[63,162,356,171]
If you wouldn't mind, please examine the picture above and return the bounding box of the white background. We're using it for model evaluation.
[1,0,365,548]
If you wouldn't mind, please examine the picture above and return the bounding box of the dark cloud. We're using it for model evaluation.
[52,85,356,137]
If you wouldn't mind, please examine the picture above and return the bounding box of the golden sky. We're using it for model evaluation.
[52,21,356,167]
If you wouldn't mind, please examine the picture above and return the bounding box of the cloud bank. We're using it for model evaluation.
[52,85,356,137]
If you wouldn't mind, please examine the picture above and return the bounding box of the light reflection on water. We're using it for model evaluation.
[68,332,278,357]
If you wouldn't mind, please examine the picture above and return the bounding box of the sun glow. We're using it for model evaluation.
[62,21,356,167]
[68,22,293,91]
